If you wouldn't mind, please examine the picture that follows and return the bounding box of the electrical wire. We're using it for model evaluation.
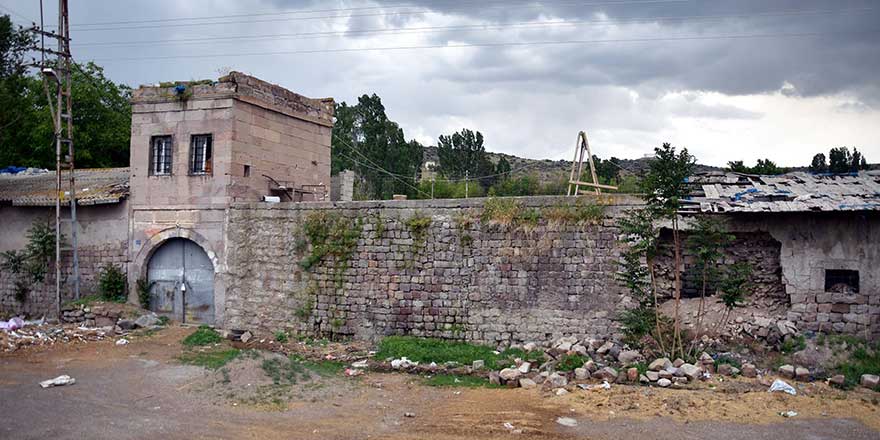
[84,29,877,63]
[61,0,694,31]
[335,137,433,198]
[70,7,873,49]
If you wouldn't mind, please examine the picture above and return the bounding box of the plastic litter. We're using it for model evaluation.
[600,380,611,390]
[0,317,26,331]
[556,417,578,427]
[351,360,369,369]
[768,379,797,395]
[39,375,76,388]
[116,338,130,345]
[779,410,798,418]
[344,368,363,377]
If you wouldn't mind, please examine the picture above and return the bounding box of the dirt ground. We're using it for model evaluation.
[1,326,878,440]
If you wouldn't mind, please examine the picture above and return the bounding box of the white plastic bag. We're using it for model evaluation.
[768,379,797,395]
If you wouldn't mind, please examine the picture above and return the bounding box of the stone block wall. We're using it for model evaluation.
[223,196,642,346]
[0,243,127,317]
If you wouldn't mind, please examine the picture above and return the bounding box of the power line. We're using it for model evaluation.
[85,29,878,63]
[61,0,583,26]
[335,137,432,198]
[56,0,695,32]
[0,3,35,24]
[70,7,873,49]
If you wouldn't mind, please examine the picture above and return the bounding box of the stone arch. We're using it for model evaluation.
[132,227,219,282]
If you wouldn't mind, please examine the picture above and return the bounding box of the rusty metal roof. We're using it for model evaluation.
[681,170,880,214]
[0,168,130,207]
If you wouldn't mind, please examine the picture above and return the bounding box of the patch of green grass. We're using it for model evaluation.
[556,354,589,372]
[157,315,170,326]
[781,335,806,354]
[834,340,880,388]
[63,294,101,308]
[262,357,308,385]
[275,331,289,343]
[290,354,346,377]
[424,374,502,388]
[179,348,240,369]
[375,336,544,370]
[631,362,648,376]
[182,325,222,346]
[715,355,742,369]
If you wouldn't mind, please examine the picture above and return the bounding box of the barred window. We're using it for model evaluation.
[150,135,173,175]
[189,134,213,175]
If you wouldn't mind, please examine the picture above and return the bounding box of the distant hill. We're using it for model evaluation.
[421,146,722,183]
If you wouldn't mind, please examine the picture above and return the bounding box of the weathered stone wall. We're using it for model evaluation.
[224,196,642,346]
[0,203,129,318]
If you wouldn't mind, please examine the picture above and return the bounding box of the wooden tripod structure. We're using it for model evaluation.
[567,131,618,196]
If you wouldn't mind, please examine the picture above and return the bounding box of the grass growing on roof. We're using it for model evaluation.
[182,325,222,346]
[375,336,543,370]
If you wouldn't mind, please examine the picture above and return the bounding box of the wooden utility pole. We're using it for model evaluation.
[29,0,80,316]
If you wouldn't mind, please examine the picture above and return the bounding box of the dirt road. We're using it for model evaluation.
[1,327,878,440]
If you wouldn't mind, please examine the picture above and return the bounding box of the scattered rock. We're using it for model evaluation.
[639,374,650,384]
[829,374,846,387]
[117,319,137,331]
[617,350,643,366]
[555,336,578,352]
[861,374,879,390]
[648,358,671,371]
[574,368,590,380]
[571,344,588,356]
[795,367,810,382]
[489,371,501,385]
[556,417,578,427]
[240,331,253,343]
[547,372,568,388]
[472,360,485,370]
[518,362,531,374]
[677,363,701,381]
[741,363,758,378]
[583,360,598,373]
[594,366,618,382]
[657,378,672,387]
[778,365,795,379]
[717,364,732,376]
[499,368,522,382]
[699,352,714,364]
[658,369,673,379]
[627,367,639,382]
[523,342,538,352]
[596,341,614,355]
[646,371,659,382]
[519,378,537,389]
[672,358,685,368]
[133,313,159,328]
[555,388,569,396]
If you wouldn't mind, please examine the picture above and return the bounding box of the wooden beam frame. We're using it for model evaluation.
[567,131,617,196]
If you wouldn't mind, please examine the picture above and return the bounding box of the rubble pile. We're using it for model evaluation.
[1,310,163,353]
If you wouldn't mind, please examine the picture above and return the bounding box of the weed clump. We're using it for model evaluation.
[182,325,222,346]
[375,336,544,370]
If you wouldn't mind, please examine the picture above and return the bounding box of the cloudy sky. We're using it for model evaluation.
[3,0,879,166]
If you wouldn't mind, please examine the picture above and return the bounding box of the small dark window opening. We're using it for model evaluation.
[149,135,173,175]
[190,134,213,175]
[825,269,859,293]
[243,164,251,177]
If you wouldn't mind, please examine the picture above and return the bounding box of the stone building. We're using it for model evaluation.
[0,72,334,324]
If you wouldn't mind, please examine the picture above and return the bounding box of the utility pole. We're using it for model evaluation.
[465,170,469,199]
[29,0,80,317]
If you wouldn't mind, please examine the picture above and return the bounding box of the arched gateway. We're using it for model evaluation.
[146,237,215,324]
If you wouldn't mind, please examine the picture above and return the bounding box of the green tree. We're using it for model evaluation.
[828,147,853,173]
[436,128,494,188]
[809,153,828,173]
[330,94,423,199]
[640,142,695,358]
[685,216,733,355]
[727,158,783,175]
[494,156,511,179]
[0,18,132,170]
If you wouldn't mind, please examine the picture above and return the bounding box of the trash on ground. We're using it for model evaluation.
[116,338,130,345]
[0,317,25,331]
[351,360,368,369]
[344,368,363,377]
[779,410,798,418]
[39,375,76,388]
[556,417,578,427]
[768,379,797,395]
[404,412,416,418]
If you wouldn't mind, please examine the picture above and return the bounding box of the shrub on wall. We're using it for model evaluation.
[98,264,127,303]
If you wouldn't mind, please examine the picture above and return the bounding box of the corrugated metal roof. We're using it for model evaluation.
[681,170,880,214]
[0,168,130,207]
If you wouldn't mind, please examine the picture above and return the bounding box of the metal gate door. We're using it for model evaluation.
[146,238,215,324]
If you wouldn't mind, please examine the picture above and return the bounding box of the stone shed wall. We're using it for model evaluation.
[0,202,129,317]
[223,196,642,346]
